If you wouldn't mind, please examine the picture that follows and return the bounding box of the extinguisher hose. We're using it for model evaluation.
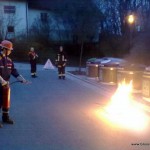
[10,80,31,85]
[10,81,22,85]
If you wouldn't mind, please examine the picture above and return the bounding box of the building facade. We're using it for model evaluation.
[0,0,68,41]
[0,0,28,40]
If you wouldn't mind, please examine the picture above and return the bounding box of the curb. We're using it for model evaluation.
[67,71,150,114]
[66,71,117,93]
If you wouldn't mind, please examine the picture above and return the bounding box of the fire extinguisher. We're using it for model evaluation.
[2,85,10,109]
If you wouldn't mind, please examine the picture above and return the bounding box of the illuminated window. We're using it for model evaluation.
[4,6,16,13]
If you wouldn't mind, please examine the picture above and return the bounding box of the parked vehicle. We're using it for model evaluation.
[87,57,126,67]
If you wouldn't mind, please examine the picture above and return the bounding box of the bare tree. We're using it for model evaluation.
[29,15,53,44]
[54,0,102,71]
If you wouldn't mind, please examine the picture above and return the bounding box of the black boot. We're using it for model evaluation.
[33,74,38,78]
[32,75,37,78]
[2,114,14,124]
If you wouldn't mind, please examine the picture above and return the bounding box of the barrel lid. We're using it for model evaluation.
[101,59,111,64]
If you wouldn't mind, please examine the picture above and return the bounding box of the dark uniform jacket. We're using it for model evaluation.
[0,56,19,82]
[56,51,67,67]
[28,51,38,64]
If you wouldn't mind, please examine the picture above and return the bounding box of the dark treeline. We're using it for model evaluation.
[13,0,150,66]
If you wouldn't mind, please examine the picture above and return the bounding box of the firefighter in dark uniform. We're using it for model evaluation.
[55,46,67,79]
[28,47,38,78]
[0,40,27,128]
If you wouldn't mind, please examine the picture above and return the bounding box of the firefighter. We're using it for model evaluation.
[28,47,38,78]
[0,40,27,127]
[55,46,67,79]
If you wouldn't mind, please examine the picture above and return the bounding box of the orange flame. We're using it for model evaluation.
[101,80,149,132]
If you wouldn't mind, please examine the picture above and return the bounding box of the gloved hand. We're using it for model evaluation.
[0,76,8,86]
[17,75,28,84]
[2,81,10,89]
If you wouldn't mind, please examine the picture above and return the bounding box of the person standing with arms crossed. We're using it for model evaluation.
[28,47,38,78]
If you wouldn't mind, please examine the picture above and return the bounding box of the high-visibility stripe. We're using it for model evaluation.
[58,55,60,61]
[62,55,64,61]
[7,64,12,66]
[0,66,11,68]
[0,65,12,68]
[2,111,9,114]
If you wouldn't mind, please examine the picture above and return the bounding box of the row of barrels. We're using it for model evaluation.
[86,63,150,101]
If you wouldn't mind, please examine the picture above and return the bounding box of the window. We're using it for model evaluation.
[7,26,14,33]
[7,26,15,40]
[4,6,16,14]
[41,13,48,22]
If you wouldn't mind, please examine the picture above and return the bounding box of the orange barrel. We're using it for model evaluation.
[2,86,10,109]
[86,63,99,78]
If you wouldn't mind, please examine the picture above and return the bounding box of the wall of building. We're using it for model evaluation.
[0,0,27,39]
[0,0,71,42]
[28,8,71,42]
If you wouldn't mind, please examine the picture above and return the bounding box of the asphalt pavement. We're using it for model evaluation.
[0,62,150,150]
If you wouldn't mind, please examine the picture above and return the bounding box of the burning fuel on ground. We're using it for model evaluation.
[97,80,149,132]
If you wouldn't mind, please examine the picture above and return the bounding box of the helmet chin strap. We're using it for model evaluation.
[0,48,8,66]
[5,50,8,57]
[5,50,8,58]
[1,48,8,58]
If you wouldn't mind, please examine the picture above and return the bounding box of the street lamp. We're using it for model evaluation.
[128,15,134,24]
[127,14,135,52]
